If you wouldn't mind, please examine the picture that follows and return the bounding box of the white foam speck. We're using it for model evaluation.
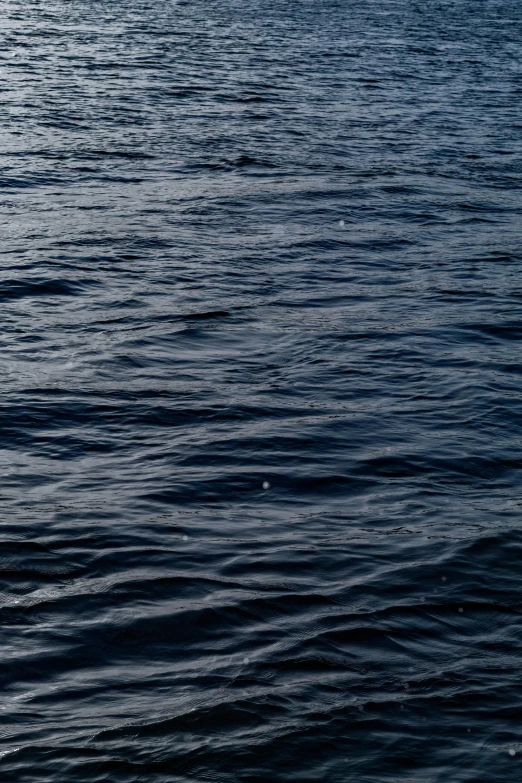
[262,481,270,490]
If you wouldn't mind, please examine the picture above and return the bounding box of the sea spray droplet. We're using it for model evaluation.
[262,481,270,490]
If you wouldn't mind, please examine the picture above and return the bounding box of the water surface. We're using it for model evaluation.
[2,0,522,780]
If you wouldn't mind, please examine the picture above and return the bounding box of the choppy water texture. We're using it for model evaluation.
[2,0,522,779]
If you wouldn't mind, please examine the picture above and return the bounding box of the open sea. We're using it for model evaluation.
[2,0,522,779]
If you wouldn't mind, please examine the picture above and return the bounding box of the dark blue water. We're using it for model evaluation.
[2,0,522,779]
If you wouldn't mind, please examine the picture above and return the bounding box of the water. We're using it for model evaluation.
[2,0,522,779]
